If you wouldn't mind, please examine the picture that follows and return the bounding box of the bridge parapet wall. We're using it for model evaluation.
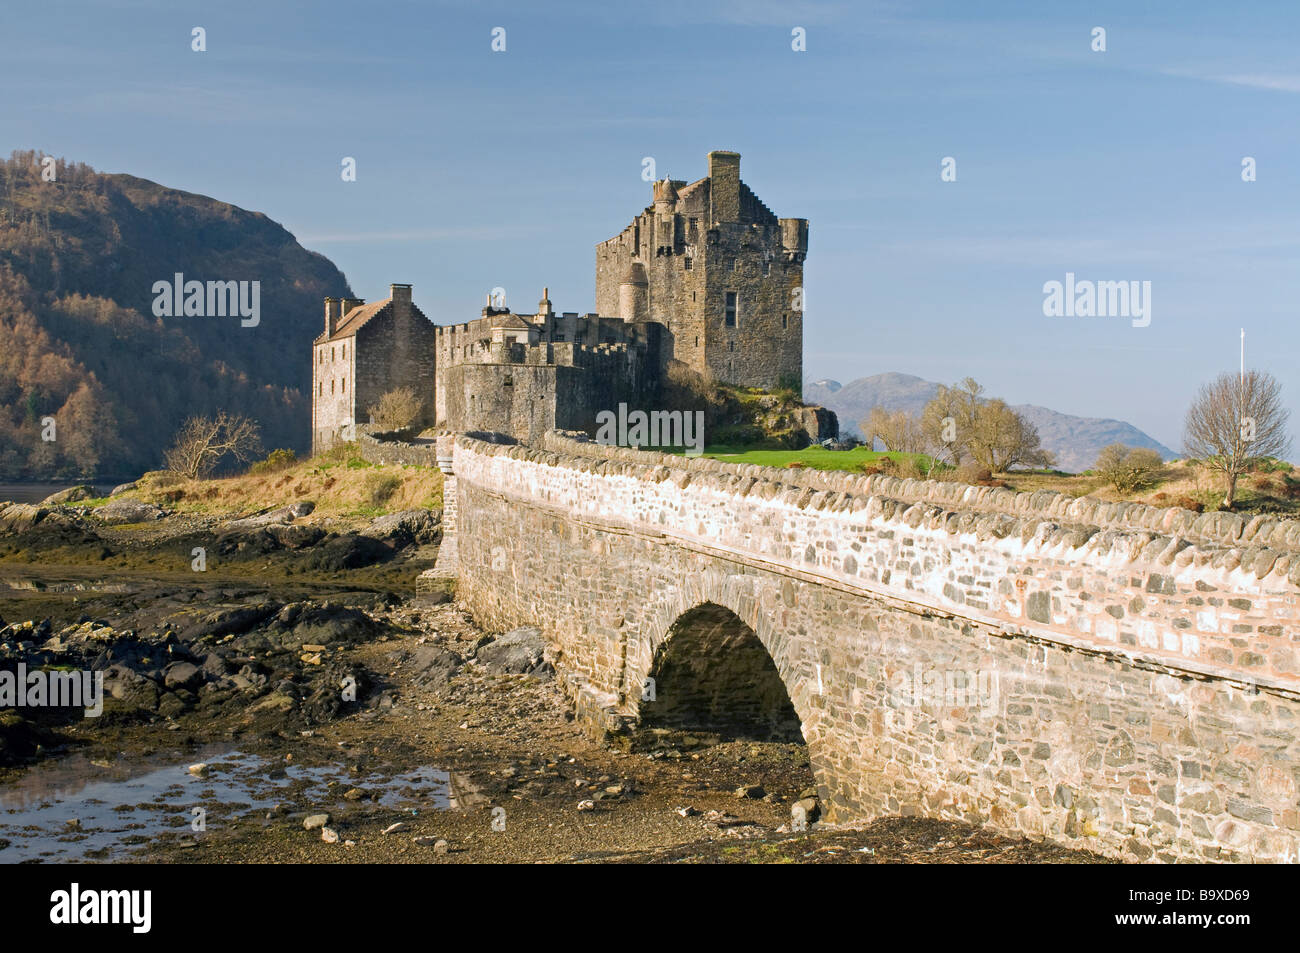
[451,432,1300,861]
[461,432,1300,692]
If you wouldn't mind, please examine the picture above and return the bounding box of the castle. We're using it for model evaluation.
[312,150,828,453]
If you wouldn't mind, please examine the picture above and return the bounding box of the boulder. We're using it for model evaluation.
[362,509,441,546]
[266,523,325,549]
[41,485,96,505]
[0,504,49,534]
[109,482,138,497]
[301,534,393,571]
[405,644,464,688]
[96,500,166,524]
[476,627,551,676]
[163,661,203,690]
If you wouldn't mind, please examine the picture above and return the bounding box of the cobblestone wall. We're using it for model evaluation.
[450,431,1300,862]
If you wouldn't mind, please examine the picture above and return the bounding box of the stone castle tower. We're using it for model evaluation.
[595,151,808,391]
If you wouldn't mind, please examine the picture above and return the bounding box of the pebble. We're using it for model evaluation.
[576,799,595,811]
[321,827,339,843]
[382,822,407,835]
[303,813,330,830]
[188,763,210,778]
[675,806,699,817]
[735,784,765,799]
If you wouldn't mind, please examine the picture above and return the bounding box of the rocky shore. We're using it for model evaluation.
[0,497,1103,863]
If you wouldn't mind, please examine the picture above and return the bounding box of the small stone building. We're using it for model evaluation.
[311,283,437,453]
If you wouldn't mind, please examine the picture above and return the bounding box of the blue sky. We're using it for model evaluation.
[3,0,1299,451]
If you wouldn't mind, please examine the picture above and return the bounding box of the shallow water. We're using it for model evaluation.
[0,483,114,505]
[0,748,450,863]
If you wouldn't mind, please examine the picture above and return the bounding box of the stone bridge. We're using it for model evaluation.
[435,431,1300,863]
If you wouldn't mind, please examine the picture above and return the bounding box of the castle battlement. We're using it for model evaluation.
[313,151,826,451]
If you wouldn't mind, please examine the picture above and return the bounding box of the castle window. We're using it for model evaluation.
[728,341,735,352]
[763,260,771,276]
[782,313,788,329]
[342,343,347,359]
[330,380,335,395]
[319,382,323,395]
[724,291,738,328]
[342,377,346,392]
[332,346,336,362]
[727,259,736,272]
[503,375,513,387]
[694,336,699,348]
[684,255,691,270]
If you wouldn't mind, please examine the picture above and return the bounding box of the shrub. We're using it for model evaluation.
[1152,492,1169,502]
[367,386,423,431]
[1175,496,1204,513]
[861,465,882,476]
[1253,475,1278,495]
[1094,444,1164,493]
[249,448,298,475]
[365,472,402,506]
[785,461,807,470]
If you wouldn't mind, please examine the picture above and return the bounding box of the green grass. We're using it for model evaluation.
[688,445,940,474]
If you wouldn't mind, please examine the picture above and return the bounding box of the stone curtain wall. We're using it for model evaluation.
[357,429,442,468]
[451,431,1300,862]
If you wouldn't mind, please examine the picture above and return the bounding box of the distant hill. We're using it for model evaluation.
[805,372,1177,473]
[0,151,352,479]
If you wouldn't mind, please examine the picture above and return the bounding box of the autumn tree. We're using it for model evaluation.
[1183,369,1291,509]
[861,406,927,453]
[1094,443,1164,493]
[164,412,262,479]
[367,386,423,431]
[920,377,1053,472]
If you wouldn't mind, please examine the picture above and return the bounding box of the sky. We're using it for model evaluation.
[3,0,1299,452]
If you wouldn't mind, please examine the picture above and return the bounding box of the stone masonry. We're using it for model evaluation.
[444,430,1300,863]
[595,151,808,390]
[312,284,438,454]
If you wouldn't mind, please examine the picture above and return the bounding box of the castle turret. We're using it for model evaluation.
[780,218,809,263]
[618,261,648,322]
[653,178,677,213]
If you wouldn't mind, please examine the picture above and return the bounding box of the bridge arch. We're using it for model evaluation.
[637,601,805,743]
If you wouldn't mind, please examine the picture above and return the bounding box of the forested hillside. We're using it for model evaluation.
[0,151,352,479]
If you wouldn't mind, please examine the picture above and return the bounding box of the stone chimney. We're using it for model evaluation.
[708,150,741,224]
[537,286,553,318]
[390,283,412,308]
[324,297,341,336]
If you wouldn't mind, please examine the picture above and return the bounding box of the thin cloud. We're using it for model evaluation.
[297,225,547,244]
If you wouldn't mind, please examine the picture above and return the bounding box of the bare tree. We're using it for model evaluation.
[1183,369,1291,508]
[164,413,263,479]
[367,386,423,431]
[1094,443,1164,493]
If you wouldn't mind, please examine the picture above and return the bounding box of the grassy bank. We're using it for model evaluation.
[107,443,443,519]
[694,445,939,473]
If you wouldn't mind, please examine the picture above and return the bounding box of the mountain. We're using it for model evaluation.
[0,152,352,479]
[805,372,1177,473]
